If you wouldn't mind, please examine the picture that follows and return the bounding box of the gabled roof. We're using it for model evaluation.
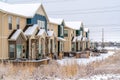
[65,21,83,30]
[24,24,38,36]
[0,1,48,18]
[47,31,55,37]
[84,28,89,32]
[37,29,47,36]
[49,17,64,25]
[8,29,27,41]
[57,37,66,41]
[82,37,88,41]
[77,35,82,41]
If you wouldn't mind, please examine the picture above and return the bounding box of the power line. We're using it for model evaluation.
[48,9,120,15]
[42,0,78,4]
[47,5,120,12]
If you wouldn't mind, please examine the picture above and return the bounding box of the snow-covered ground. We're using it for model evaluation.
[98,46,120,50]
[57,51,115,65]
[79,74,120,80]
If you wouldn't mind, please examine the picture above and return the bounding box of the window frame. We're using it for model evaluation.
[64,30,68,37]
[16,17,20,29]
[8,16,12,30]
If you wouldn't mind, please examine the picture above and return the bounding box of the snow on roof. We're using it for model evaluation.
[0,1,41,17]
[37,29,46,36]
[57,37,66,41]
[65,21,83,30]
[49,17,63,25]
[84,28,89,32]
[24,24,38,36]
[82,37,88,41]
[10,29,27,40]
[72,37,77,42]
[47,31,54,37]
[77,35,82,41]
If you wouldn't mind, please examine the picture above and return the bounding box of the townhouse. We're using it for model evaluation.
[65,21,84,52]
[0,1,90,60]
[0,2,52,60]
[48,18,65,59]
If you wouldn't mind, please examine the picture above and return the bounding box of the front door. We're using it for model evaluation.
[16,44,22,59]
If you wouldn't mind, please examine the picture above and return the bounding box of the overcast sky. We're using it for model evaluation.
[3,0,120,42]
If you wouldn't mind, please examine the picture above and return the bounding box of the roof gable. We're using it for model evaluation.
[24,24,38,36]
[49,17,64,25]
[8,29,27,41]
[0,2,48,18]
[65,21,83,30]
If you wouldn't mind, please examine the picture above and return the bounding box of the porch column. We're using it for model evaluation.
[29,38,31,60]
[44,38,46,56]
[39,38,41,55]
[53,39,55,53]
[48,39,50,53]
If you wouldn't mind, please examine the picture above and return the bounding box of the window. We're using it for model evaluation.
[9,44,15,59]
[60,25,63,36]
[16,17,20,29]
[38,20,45,29]
[64,30,68,37]
[8,16,12,30]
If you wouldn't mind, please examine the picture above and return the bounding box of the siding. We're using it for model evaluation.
[27,14,47,31]
[0,11,26,59]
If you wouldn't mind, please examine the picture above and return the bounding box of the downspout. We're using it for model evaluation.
[1,13,7,60]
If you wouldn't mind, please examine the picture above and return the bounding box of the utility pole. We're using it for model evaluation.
[102,28,104,49]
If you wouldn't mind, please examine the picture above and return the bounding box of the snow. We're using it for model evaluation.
[77,35,82,41]
[82,37,88,41]
[0,1,41,17]
[73,36,82,42]
[24,24,38,36]
[72,37,77,42]
[47,31,54,37]
[37,29,46,36]
[79,74,120,80]
[84,28,89,32]
[57,51,115,65]
[49,17,64,25]
[98,46,120,50]
[65,21,83,30]
[10,29,27,40]
[57,37,66,41]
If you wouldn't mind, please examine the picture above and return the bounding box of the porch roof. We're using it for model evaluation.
[84,28,89,32]
[57,37,66,41]
[77,35,82,41]
[47,31,55,37]
[24,24,38,36]
[82,37,88,41]
[72,37,77,42]
[8,29,27,41]
[37,29,47,36]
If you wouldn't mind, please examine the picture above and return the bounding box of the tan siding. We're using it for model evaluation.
[36,6,45,16]
[64,27,75,52]
[0,12,26,59]
[48,23,58,53]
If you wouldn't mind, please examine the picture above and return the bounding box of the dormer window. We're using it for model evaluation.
[38,20,45,29]
[16,17,20,29]
[8,16,12,30]
[60,25,63,36]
